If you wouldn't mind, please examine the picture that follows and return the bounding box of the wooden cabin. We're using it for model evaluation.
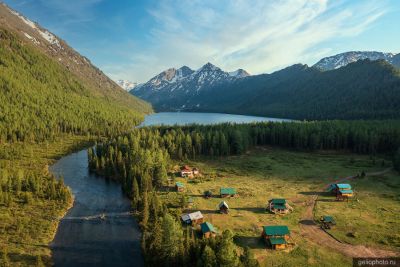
[175,182,185,192]
[220,188,236,198]
[328,183,353,201]
[200,222,217,238]
[261,225,290,250]
[181,211,204,225]
[267,198,292,214]
[320,215,336,229]
[218,201,229,214]
[180,166,193,177]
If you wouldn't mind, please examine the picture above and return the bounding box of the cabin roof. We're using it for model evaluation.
[336,184,351,189]
[201,222,216,233]
[271,198,286,205]
[322,216,335,223]
[188,211,203,220]
[220,188,236,195]
[176,182,184,187]
[269,237,287,245]
[218,201,229,209]
[263,225,290,236]
[181,214,191,222]
[339,189,353,194]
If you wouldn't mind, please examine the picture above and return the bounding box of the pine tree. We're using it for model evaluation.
[240,247,259,267]
[200,245,217,267]
[140,190,149,229]
[217,230,239,267]
[131,177,140,210]
[161,213,183,265]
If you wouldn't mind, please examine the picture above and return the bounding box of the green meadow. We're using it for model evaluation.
[160,147,400,266]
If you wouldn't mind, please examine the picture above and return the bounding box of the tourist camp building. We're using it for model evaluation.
[181,211,204,225]
[328,183,354,201]
[267,198,293,214]
[175,182,185,192]
[200,222,217,238]
[220,188,236,198]
[218,201,229,214]
[180,165,200,178]
[261,225,290,250]
[180,166,193,177]
[320,215,336,229]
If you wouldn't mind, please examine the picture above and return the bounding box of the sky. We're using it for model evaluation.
[4,0,400,83]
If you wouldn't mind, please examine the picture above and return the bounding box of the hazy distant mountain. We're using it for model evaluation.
[131,63,250,109]
[313,51,399,70]
[116,80,139,91]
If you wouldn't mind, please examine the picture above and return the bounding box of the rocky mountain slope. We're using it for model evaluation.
[131,63,250,110]
[313,51,399,70]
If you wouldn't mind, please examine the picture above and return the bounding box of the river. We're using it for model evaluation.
[49,112,288,266]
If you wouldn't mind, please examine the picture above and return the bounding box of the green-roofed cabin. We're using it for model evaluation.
[200,222,217,238]
[267,198,292,214]
[261,225,290,249]
[320,215,336,229]
[336,189,354,201]
[220,188,236,198]
[175,182,185,192]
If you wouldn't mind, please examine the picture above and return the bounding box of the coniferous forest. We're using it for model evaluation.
[88,120,400,266]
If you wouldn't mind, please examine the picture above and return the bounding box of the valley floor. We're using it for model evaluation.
[162,147,400,266]
[0,135,93,266]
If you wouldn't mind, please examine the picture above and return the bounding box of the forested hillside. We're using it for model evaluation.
[139,60,400,120]
[0,28,151,143]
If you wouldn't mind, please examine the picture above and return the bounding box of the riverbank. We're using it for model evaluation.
[0,135,93,266]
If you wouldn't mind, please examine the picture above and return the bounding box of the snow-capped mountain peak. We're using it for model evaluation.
[116,80,138,91]
[229,69,250,78]
[131,63,251,101]
[313,51,398,71]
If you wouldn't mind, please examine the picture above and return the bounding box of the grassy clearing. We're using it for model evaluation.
[161,147,399,266]
[0,135,93,266]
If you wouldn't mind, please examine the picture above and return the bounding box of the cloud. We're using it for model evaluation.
[115,0,387,82]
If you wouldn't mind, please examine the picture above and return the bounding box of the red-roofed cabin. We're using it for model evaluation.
[180,165,192,177]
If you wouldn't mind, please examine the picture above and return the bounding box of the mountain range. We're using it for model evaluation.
[313,51,400,70]
[130,51,400,120]
[116,79,139,91]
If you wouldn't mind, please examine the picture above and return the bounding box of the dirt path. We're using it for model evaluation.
[299,168,399,258]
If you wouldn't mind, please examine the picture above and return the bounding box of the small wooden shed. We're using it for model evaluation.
[175,182,185,192]
[218,201,229,214]
[180,166,193,177]
[320,215,336,229]
[200,222,217,238]
[220,188,236,198]
[328,183,353,201]
[267,198,292,214]
[261,225,290,250]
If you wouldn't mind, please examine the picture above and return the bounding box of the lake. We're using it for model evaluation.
[140,112,290,126]
[49,112,286,266]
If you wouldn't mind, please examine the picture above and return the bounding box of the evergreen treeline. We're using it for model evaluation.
[0,168,71,206]
[0,28,149,143]
[88,120,399,266]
